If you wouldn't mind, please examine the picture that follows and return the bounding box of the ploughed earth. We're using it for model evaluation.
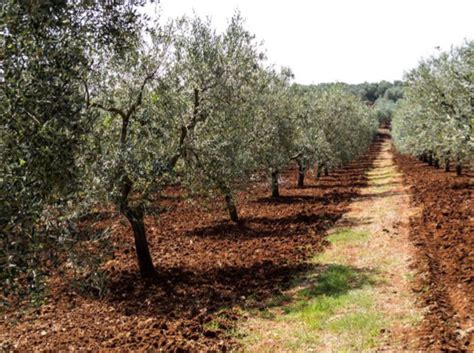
[1,132,472,352]
[0,140,380,351]
[394,153,473,352]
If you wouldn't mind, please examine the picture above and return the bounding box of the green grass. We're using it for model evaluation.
[255,264,383,350]
[284,264,376,321]
[203,320,221,331]
[327,229,370,244]
[326,311,385,352]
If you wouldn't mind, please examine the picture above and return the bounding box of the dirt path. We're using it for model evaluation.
[238,135,421,352]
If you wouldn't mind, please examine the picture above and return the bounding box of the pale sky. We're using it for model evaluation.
[146,0,473,84]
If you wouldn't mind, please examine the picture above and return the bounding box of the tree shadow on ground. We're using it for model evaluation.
[253,191,360,206]
[181,210,344,240]
[66,133,389,350]
[266,263,379,314]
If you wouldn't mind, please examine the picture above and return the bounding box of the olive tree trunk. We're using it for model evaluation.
[456,158,462,176]
[271,170,280,198]
[445,160,450,172]
[428,153,433,166]
[123,206,155,277]
[297,160,305,188]
[119,177,155,277]
[218,183,239,223]
[225,193,239,223]
[316,163,322,179]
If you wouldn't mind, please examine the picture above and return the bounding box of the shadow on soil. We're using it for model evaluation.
[277,263,378,314]
[84,134,388,348]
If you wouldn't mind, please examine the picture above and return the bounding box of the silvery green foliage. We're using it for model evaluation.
[173,14,267,215]
[1,0,146,300]
[323,86,377,167]
[392,41,473,163]
[293,85,377,170]
[84,23,176,211]
[255,68,298,175]
[1,3,382,280]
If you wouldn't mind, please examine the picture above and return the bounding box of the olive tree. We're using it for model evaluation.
[1,0,146,295]
[255,68,298,197]
[290,85,376,187]
[85,23,182,277]
[392,41,473,175]
[176,14,267,223]
[291,85,322,187]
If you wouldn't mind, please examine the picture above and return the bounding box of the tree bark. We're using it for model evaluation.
[434,158,440,169]
[94,73,159,278]
[119,176,155,277]
[456,159,462,176]
[316,162,323,179]
[428,153,433,166]
[324,167,329,176]
[445,160,450,172]
[224,193,239,223]
[123,206,155,277]
[271,170,279,198]
[297,160,305,188]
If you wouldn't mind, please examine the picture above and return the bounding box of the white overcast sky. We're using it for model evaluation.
[146,0,473,85]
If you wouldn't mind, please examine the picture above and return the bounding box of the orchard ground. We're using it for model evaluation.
[238,132,422,352]
[1,131,472,351]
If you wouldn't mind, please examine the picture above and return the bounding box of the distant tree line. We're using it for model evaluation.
[301,80,405,124]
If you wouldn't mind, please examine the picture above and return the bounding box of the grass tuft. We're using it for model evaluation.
[327,229,369,244]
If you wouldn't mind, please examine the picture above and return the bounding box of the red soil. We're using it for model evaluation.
[394,153,473,352]
[0,141,382,351]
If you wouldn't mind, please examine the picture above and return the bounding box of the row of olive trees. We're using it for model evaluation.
[1,3,378,282]
[392,41,473,175]
[83,15,378,276]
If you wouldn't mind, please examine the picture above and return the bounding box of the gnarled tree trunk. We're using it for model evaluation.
[119,176,155,277]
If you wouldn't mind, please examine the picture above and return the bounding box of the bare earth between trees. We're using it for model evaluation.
[1,133,472,351]
[238,133,421,352]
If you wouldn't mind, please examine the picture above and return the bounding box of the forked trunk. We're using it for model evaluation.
[271,170,280,198]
